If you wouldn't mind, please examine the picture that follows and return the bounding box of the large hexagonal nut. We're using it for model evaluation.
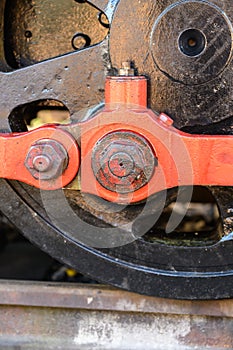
[92,131,157,193]
[25,139,68,180]
[100,142,149,178]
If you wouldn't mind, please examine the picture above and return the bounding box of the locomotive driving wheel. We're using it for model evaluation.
[0,0,232,299]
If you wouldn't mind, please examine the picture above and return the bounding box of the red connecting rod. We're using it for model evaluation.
[0,126,80,190]
[80,76,233,203]
[0,75,232,203]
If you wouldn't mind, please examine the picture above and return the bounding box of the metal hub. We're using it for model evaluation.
[150,1,232,85]
[110,0,233,130]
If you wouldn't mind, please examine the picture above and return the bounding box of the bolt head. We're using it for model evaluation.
[159,113,174,126]
[25,139,68,180]
[92,131,156,193]
[118,61,135,76]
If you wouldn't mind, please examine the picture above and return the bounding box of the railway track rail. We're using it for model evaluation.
[1,280,233,349]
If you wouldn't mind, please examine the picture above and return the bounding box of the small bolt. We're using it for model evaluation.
[159,113,174,126]
[118,61,135,76]
[25,139,68,180]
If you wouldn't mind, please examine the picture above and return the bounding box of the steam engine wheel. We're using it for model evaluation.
[0,0,232,299]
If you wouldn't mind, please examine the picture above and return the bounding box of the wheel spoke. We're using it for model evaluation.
[0,40,108,130]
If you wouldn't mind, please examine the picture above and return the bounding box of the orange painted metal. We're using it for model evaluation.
[81,76,233,204]
[0,126,80,190]
[0,76,232,199]
[105,76,147,108]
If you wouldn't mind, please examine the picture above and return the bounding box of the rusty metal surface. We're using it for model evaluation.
[0,280,233,316]
[91,130,156,194]
[1,281,233,349]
